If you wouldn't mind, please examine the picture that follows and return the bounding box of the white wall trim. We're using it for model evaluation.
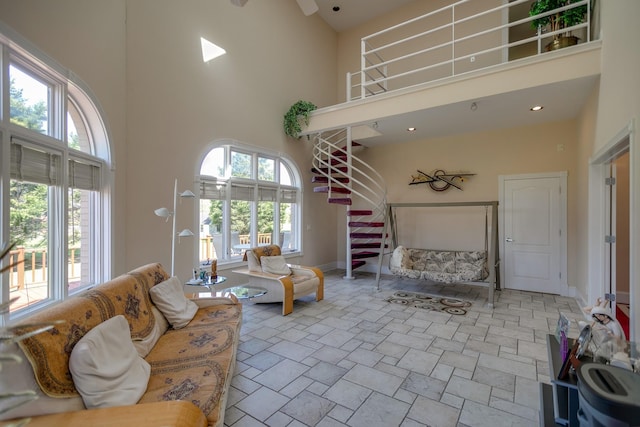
[589,120,636,341]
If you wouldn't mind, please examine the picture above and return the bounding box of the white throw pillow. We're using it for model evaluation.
[261,255,292,275]
[245,250,261,272]
[132,306,169,357]
[69,315,150,409]
[149,276,198,329]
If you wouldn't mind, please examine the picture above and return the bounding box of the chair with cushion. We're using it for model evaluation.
[232,244,323,315]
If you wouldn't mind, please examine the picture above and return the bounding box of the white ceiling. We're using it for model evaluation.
[315,0,416,32]
[353,76,599,147]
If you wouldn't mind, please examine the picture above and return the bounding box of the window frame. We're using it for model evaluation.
[198,142,303,269]
[0,25,112,323]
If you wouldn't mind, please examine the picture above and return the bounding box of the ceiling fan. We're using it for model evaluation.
[230,0,318,16]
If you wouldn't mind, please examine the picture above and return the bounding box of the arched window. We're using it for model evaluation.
[198,142,302,265]
[1,26,112,320]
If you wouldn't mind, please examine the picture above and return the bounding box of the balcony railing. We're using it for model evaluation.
[7,246,81,291]
[5,246,82,312]
[347,0,592,101]
[199,232,276,261]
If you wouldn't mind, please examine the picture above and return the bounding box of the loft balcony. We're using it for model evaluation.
[302,0,601,146]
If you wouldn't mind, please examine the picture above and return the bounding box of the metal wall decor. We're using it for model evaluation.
[409,169,476,192]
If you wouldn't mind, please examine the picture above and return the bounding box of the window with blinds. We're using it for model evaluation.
[69,158,101,191]
[2,33,111,319]
[198,144,302,264]
[10,140,62,185]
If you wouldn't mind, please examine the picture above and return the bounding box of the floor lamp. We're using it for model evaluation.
[154,179,195,276]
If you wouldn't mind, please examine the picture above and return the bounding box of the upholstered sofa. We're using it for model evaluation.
[389,246,488,284]
[0,263,242,427]
[232,244,323,315]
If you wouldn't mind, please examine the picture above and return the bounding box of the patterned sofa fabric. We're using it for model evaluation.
[3,263,242,427]
[141,299,242,426]
[390,246,488,284]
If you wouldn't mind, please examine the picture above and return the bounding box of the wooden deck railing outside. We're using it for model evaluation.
[200,233,273,260]
[7,246,81,290]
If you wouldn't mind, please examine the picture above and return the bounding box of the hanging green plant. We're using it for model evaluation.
[283,100,317,139]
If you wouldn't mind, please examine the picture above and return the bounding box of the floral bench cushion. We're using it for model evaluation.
[409,249,455,274]
[390,246,488,284]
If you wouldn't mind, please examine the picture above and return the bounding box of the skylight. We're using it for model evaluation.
[200,37,226,62]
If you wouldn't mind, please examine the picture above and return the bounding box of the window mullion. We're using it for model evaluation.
[251,185,258,246]
[274,189,281,247]
[50,176,67,301]
[56,82,67,143]
[223,180,232,257]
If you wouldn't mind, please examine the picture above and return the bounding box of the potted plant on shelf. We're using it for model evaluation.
[529,0,587,51]
[283,100,317,139]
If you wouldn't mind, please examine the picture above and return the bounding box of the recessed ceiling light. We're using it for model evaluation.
[407,127,416,132]
[530,105,543,111]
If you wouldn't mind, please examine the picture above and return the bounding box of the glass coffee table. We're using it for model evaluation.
[219,286,267,299]
[184,276,227,297]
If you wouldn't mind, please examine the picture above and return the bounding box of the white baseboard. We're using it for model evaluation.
[335,261,390,276]
[314,261,339,273]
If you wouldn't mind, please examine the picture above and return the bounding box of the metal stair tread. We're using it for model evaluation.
[312,176,349,183]
[348,210,373,216]
[352,251,379,259]
[328,198,352,205]
[311,166,348,174]
[350,232,385,239]
[314,186,352,194]
[348,221,384,227]
[351,260,367,269]
[331,141,361,156]
[351,242,388,249]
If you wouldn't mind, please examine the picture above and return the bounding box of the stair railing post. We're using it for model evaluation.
[360,39,366,100]
[344,126,354,279]
[375,205,390,290]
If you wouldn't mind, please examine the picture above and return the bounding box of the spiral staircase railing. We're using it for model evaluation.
[311,128,387,279]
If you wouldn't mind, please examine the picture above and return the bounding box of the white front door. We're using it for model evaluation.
[500,173,567,294]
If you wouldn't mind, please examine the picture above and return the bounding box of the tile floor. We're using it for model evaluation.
[224,270,585,427]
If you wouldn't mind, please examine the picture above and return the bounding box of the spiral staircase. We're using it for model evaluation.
[311,128,388,279]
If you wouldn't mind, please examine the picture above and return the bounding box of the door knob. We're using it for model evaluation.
[505,238,513,242]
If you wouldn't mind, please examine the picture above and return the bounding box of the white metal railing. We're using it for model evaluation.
[347,0,592,101]
[312,129,387,220]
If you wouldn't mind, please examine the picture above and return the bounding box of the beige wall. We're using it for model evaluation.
[123,0,338,279]
[353,120,582,288]
[0,0,128,274]
[574,83,600,300]
[0,0,339,279]
[594,2,640,149]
